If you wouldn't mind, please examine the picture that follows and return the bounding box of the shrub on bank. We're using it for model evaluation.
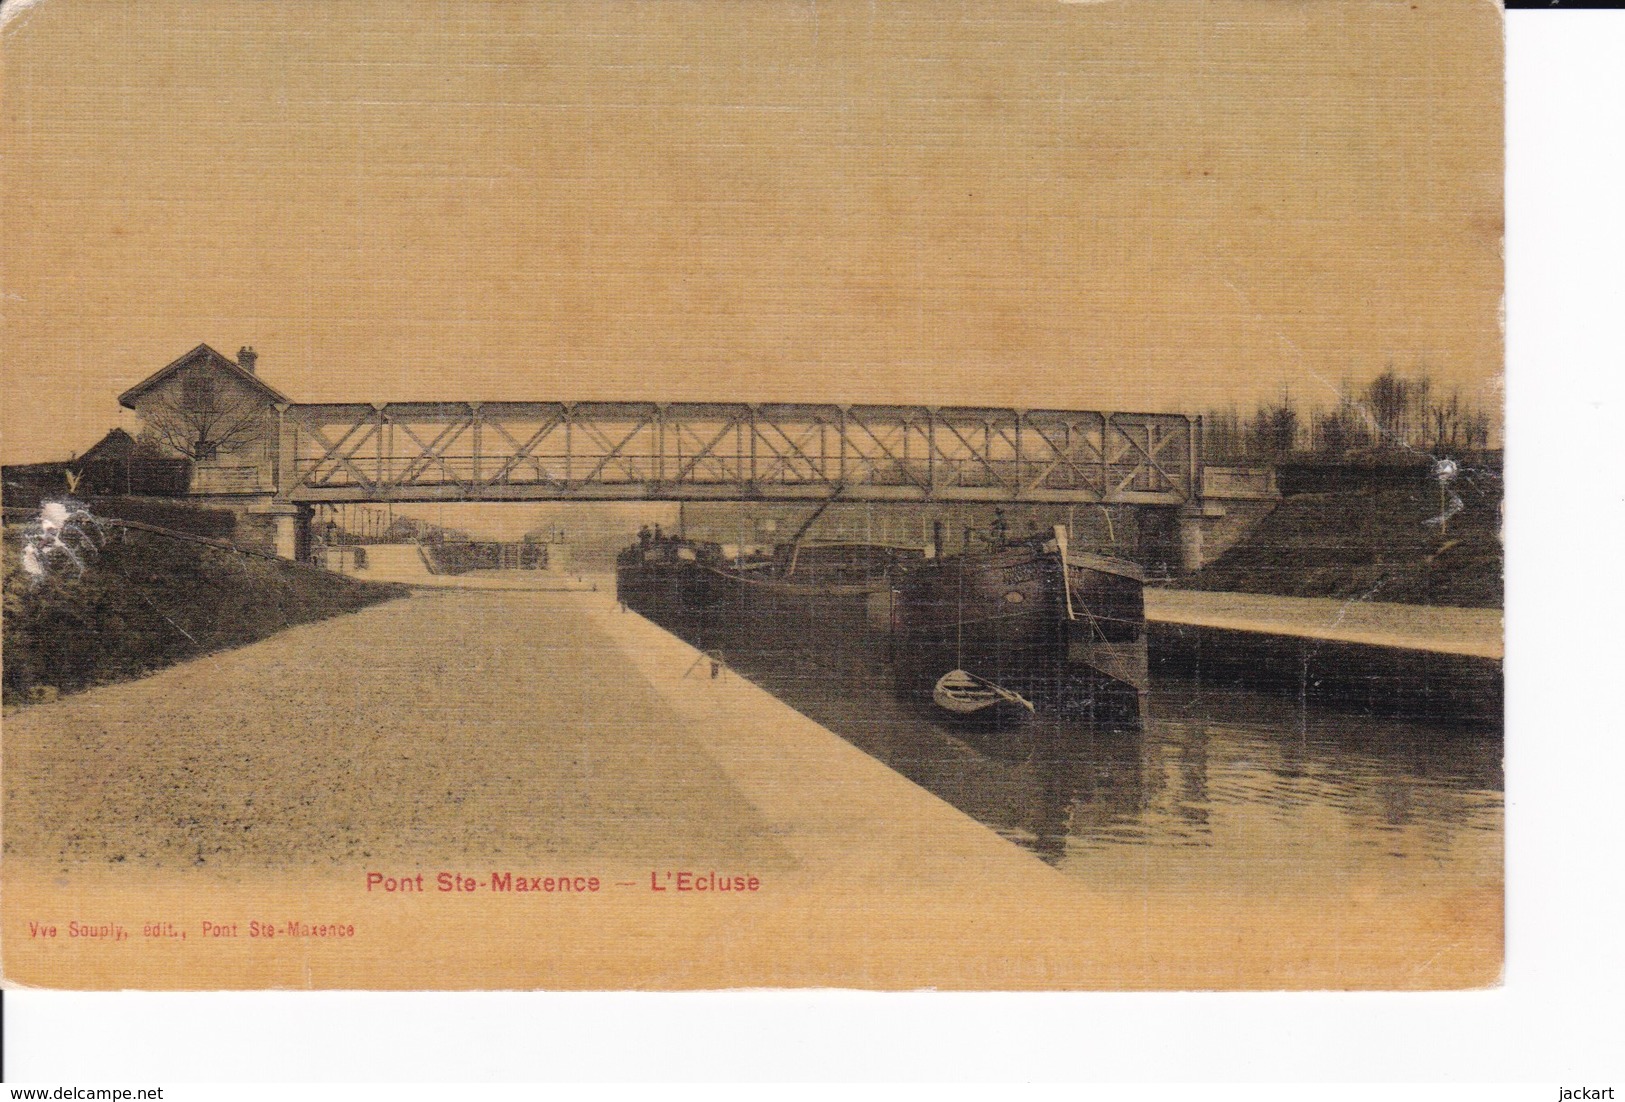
[85,497,239,540]
[1178,471,1502,609]
[2,526,408,703]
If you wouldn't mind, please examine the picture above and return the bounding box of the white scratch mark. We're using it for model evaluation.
[1424,459,1466,529]
[0,0,48,34]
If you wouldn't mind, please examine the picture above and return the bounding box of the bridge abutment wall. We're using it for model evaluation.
[1175,467,1282,573]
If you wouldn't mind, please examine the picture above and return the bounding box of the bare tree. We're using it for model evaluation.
[1312,393,1372,455]
[1201,407,1244,463]
[1429,389,1464,451]
[1246,394,1300,459]
[1363,367,1411,448]
[1202,365,1496,461]
[140,369,265,462]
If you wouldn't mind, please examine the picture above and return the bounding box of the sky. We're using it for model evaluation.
[1,0,1503,464]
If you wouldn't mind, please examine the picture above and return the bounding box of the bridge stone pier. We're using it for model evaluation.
[251,501,308,561]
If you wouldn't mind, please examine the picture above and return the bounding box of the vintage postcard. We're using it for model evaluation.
[0,0,1503,990]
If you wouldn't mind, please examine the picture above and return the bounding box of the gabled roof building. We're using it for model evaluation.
[118,343,286,497]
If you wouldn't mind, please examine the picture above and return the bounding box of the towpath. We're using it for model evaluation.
[1146,589,1503,659]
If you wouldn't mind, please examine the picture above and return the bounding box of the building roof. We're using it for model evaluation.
[78,427,136,463]
[117,343,290,410]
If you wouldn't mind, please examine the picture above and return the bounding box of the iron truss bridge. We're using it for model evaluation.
[274,402,1201,505]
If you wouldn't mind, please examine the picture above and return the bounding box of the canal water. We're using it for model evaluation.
[650,592,1503,893]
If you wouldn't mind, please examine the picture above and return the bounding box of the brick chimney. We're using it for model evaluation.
[238,345,258,374]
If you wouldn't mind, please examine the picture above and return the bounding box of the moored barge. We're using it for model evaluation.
[890,528,1147,722]
[616,523,1147,723]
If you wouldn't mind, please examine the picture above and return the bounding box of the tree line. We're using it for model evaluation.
[1202,368,1497,464]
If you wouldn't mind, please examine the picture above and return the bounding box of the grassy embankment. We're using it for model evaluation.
[1178,460,1503,609]
[3,515,407,704]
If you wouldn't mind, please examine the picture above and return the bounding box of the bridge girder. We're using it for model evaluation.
[275,401,1201,506]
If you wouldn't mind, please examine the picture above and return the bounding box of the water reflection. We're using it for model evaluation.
[651,599,1502,884]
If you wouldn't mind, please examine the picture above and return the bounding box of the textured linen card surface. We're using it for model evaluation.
[0,0,1502,990]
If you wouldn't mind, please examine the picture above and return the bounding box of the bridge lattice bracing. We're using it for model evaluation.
[274,402,1201,506]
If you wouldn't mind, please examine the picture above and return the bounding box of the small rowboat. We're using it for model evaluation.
[896,524,1147,722]
[932,669,1035,716]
